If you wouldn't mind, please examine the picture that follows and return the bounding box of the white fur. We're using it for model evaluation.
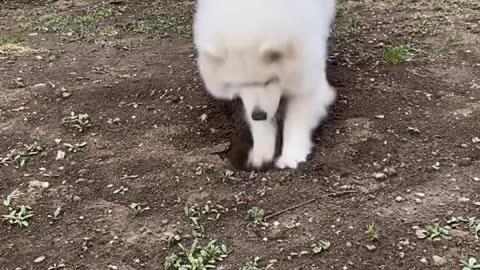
[193,0,337,169]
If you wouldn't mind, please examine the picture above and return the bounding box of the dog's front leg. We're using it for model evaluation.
[276,90,332,169]
[247,118,277,169]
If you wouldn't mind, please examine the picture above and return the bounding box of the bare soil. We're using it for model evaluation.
[1,0,479,269]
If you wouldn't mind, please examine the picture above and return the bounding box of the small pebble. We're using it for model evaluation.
[73,196,81,202]
[432,255,447,266]
[34,256,46,263]
[395,196,405,202]
[373,172,387,180]
[415,192,425,198]
[420,258,428,264]
[458,197,470,203]
[366,245,376,251]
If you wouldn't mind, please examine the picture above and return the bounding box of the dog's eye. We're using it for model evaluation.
[264,77,278,87]
[263,50,283,64]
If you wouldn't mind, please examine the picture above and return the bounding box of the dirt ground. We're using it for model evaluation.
[1,0,479,269]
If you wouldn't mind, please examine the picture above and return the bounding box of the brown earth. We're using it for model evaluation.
[1,0,479,270]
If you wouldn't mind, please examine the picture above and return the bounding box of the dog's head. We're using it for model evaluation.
[197,38,297,121]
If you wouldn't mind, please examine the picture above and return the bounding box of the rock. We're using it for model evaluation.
[432,255,447,266]
[346,242,353,248]
[458,197,470,203]
[366,245,376,251]
[414,192,425,198]
[28,180,49,189]
[73,196,81,202]
[383,167,397,176]
[473,177,480,182]
[34,256,46,263]
[373,172,387,180]
[55,150,66,160]
[78,169,89,176]
[395,196,405,202]
[420,257,428,264]
[449,229,469,238]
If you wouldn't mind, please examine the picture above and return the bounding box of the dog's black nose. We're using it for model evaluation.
[251,109,267,121]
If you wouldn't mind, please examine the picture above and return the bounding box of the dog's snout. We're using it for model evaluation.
[251,108,268,121]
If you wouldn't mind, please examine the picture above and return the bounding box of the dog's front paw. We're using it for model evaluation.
[247,143,275,169]
[275,141,312,169]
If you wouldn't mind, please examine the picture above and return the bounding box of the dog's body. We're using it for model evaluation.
[193,0,337,169]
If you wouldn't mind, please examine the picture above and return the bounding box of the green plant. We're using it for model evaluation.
[3,189,21,208]
[185,205,206,237]
[64,142,87,153]
[125,20,153,33]
[247,207,265,224]
[416,224,449,241]
[221,169,237,181]
[384,44,415,64]
[366,223,379,241]
[63,112,93,132]
[2,205,34,227]
[462,258,480,270]
[164,240,228,270]
[129,203,151,217]
[164,232,182,246]
[242,257,261,270]
[52,207,62,220]
[468,217,480,239]
[1,150,27,168]
[24,142,44,156]
[2,189,33,227]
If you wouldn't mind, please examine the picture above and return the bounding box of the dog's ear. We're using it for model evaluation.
[259,40,295,64]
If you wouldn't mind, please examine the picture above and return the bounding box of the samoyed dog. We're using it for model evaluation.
[193,0,337,170]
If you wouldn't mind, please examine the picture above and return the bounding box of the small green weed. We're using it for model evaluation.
[184,202,225,237]
[97,26,118,38]
[384,44,415,64]
[38,12,70,32]
[462,258,480,270]
[129,203,151,217]
[125,20,153,34]
[242,257,261,270]
[2,190,33,227]
[64,142,87,153]
[164,240,227,270]
[416,224,449,241]
[24,142,44,156]
[3,189,21,209]
[2,205,34,227]
[1,150,26,168]
[221,169,237,181]
[52,207,62,220]
[63,112,93,132]
[366,223,379,241]
[247,207,265,224]
[164,231,182,246]
[0,35,28,54]
[195,163,214,176]
[467,217,480,239]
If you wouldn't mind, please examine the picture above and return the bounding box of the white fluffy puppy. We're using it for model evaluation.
[193,0,337,169]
